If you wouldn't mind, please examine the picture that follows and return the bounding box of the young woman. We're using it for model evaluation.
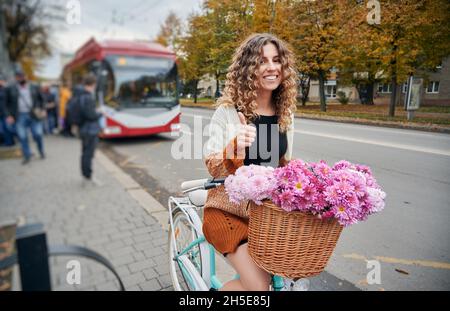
[203,33,298,291]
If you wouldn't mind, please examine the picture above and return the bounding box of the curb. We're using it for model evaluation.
[96,150,169,230]
[181,103,450,134]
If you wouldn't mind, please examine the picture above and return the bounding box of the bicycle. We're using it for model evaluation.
[168,177,285,291]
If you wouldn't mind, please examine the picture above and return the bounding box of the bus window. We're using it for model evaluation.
[104,55,178,109]
[101,63,119,109]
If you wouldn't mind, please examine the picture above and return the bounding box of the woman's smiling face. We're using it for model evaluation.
[257,43,282,92]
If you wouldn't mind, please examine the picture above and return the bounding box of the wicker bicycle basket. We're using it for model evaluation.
[247,200,344,278]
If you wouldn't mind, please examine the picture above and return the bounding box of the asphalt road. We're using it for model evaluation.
[103,106,450,291]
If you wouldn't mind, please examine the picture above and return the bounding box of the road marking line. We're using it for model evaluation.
[181,112,210,119]
[295,129,450,157]
[297,118,450,138]
[181,113,450,156]
[343,253,450,270]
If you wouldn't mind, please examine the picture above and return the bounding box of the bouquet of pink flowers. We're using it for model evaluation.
[224,160,386,227]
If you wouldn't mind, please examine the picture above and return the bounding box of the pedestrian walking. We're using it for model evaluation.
[59,81,72,136]
[5,70,45,164]
[79,73,103,186]
[42,84,57,134]
[0,73,15,146]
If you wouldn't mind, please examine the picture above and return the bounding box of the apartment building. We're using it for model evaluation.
[307,58,450,105]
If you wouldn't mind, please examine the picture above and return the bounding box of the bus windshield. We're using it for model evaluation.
[104,55,178,109]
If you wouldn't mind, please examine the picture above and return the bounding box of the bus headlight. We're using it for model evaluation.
[170,123,180,131]
[103,126,122,135]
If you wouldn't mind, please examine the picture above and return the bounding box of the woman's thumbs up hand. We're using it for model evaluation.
[237,112,256,156]
[238,111,247,125]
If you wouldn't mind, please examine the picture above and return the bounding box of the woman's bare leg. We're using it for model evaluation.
[219,243,271,291]
[219,279,246,291]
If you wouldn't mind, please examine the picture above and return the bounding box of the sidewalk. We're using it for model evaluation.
[0,135,174,291]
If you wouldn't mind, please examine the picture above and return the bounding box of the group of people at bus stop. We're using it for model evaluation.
[0,70,72,145]
[0,70,104,186]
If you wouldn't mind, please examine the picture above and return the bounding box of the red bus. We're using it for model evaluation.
[63,38,180,138]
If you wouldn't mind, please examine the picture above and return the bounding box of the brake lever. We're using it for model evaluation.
[204,178,226,190]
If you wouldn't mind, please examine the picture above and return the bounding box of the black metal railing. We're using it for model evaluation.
[0,222,125,291]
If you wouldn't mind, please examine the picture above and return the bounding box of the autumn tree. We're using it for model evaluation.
[180,0,294,102]
[201,0,254,97]
[0,0,12,76]
[155,11,183,55]
[373,0,450,117]
[274,0,349,112]
[179,13,211,102]
[251,0,276,33]
[2,0,57,78]
[335,1,384,105]
[298,74,310,106]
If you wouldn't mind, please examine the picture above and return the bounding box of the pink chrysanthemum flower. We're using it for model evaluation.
[225,165,275,206]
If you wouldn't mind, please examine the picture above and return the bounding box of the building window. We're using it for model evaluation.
[402,82,408,93]
[377,83,392,93]
[325,85,337,98]
[426,81,440,94]
[324,80,336,98]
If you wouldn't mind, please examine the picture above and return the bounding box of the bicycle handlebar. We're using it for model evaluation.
[181,177,226,193]
[181,178,208,191]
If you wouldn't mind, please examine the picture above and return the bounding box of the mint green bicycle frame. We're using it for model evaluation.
[173,234,284,291]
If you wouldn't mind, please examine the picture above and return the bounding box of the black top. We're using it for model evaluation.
[244,115,287,168]
[43,92,57,115]
[79,89,102,135]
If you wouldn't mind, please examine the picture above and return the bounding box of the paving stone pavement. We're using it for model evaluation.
[0,135,173,291]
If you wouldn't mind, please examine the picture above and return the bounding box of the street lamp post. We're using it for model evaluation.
[404,75,423,121]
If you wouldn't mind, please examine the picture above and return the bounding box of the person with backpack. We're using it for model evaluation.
[78,73,104,186]
[5,70,46,165]
[65,83,84,137]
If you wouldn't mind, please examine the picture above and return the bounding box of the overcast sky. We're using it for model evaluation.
[38,0,203,79]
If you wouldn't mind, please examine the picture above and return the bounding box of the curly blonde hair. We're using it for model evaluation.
[217,33,298,132]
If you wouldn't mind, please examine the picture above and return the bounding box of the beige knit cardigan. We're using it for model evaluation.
[203,104,294,218]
